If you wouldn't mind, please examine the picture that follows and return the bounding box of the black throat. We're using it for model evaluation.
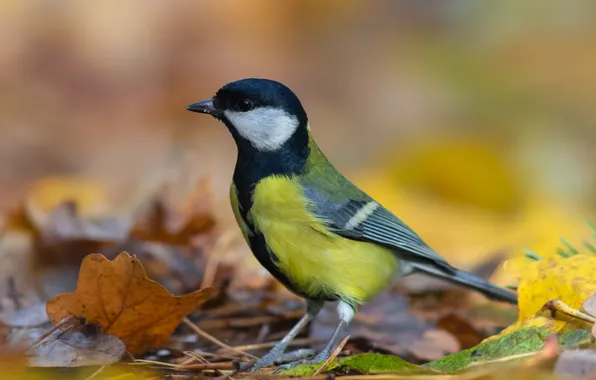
[227,120,310,214]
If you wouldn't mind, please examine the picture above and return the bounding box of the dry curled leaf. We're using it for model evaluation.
[46,252,214,354]
[29,201,130,243]
[28,324,125,367]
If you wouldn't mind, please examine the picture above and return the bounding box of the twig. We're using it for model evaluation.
[177,362,237,371]
[543,299,596,324]
[178,354,197,366]
[182,351,238,360]
[200,303,247,318]
[136,359,236,372]
[229,338,325,352]
[183,317,258,360]
[183,351,235,380]
[314,335,350,375]
[28,315,74,350]
[134,359,183,368]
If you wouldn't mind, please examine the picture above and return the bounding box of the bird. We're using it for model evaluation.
[186,78,517,371]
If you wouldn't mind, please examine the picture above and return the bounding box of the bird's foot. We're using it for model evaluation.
[238,351,280,372]
[273,350,330,374]
[239,349,315,372]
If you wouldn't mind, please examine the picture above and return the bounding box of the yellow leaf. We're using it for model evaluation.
[5,176,110,233]
[389,140,524,212]
[352,139,589,278]
[46,252,214,354]
[517,255,596,321]
[28,177,109,216]
[497,254,596,335]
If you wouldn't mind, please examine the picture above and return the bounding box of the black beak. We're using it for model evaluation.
[186,99,217,115]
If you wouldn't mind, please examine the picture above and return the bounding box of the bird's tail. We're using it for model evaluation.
[411,263,518,304]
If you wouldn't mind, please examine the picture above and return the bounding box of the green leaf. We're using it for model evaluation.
[330,354,435,375]
[427,327,549,372]
[559,329,593,348]
[278,354,434,376]
[276,362,323,376]
[277,328,593,376]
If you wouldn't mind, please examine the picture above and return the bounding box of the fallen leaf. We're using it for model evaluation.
[27,324,125,367]
[28,201,130,269]
[430,327,591,373]
[558,329,594,348]
[388,140,524,212]
[131,179,215,245]
[279,353,436,376]
[26,177,109,216]
[354,140,589,286]
[102,240,208,295]
[331,353,435,375]
[280,327,582,376]
[29,201,130,243]
[510,254,596,333]
[46,251,214,354]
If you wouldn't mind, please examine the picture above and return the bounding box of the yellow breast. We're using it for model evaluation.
[250,175,399,305]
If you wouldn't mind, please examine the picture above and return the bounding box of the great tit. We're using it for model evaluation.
[187,78,517,371]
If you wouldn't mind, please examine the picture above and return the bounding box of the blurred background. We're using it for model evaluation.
[1,0,596,289]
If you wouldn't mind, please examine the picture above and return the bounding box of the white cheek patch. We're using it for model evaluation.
[224,107,300,151]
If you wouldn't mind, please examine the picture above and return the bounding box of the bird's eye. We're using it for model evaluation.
[237,98,254,112]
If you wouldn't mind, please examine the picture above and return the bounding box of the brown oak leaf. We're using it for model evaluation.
[46,251,213,354]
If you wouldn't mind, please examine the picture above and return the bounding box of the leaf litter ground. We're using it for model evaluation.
[0,177,596,379]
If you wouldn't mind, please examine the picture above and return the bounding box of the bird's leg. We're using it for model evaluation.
[240,300,323,372]
[274,301,355,372]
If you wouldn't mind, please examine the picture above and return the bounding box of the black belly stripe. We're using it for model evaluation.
[246,231,299,293]
[230,128,339,301]
[232,127,309,215]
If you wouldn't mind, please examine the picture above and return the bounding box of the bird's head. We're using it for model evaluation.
[187,78,309,152]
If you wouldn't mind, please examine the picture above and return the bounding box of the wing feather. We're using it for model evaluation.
[303,185,453,271]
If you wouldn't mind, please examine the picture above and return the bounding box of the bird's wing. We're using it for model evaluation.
[302,185,454,271]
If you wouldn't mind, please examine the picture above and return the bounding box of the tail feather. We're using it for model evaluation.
[411,263,518,304]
